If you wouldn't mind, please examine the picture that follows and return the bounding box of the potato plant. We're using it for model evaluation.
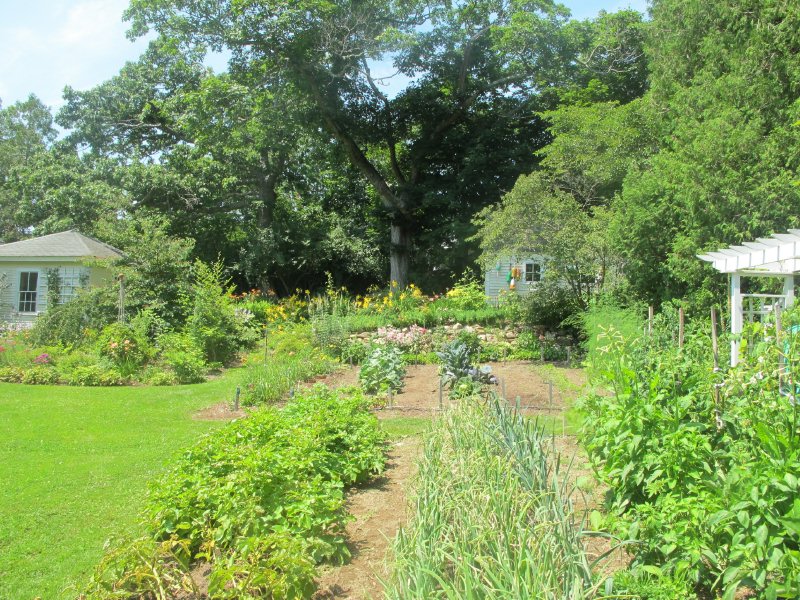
[83,385,386,599]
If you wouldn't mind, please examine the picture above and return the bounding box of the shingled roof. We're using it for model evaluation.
[0,230,124,259]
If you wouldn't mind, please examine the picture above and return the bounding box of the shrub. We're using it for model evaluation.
[21,366,59,385]
[521,280,582,332]
[185,261,247,365]
[97,322,150,376]
[158,333,207,384]
[143,368,179,386]
[29,287,118,347]
[55,350,99,378]
[66,365,127,386]
[0,366,24,382]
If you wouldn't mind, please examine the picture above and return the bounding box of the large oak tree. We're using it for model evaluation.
[124,0,577,287]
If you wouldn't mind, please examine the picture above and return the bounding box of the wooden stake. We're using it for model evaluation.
[711,306,719,371]
[776,304,784,392]
[438,377,443,411]
[678,307,685,349]
[710,306,724,430]
[648,305,654,335]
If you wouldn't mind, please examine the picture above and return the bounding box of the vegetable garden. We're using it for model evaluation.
[7,274,800,599]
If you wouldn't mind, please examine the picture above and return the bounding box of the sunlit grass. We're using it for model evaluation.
[0,372,240,599]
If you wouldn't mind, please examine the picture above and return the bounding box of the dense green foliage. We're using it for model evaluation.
[84,385,386,598]
[581,309,800,598]
[359,344,406,396]
[387,396,595,598]
[613,0,800,308]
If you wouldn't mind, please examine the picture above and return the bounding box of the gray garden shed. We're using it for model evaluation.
[484,255,547,301]
[0,230,123,325]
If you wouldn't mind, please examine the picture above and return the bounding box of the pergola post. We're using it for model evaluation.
[698,231,800,369]
[731,273,743,367]
[783,275,795,307]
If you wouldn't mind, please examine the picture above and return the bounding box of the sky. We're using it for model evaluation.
[0,0,649,111]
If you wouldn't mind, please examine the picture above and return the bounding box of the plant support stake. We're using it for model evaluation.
[711,307,723,430]
[234,386,240,411]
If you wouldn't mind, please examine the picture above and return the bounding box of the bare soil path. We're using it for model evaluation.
[312,437,420,599]
[194,360,620,596]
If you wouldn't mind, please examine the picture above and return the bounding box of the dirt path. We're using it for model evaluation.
[313,437,420,600]
[194,360,615,596]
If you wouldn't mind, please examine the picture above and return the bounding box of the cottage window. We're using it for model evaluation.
[18,272,39,313]
[524,262,541,283]
[58,267,88,304]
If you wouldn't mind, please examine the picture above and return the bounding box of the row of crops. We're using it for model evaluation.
[580,307,800,599]
[81,386,385,599]
[387,396,598,599]
[77,305,800,599]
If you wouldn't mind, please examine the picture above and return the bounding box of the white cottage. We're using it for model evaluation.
[484,255,547,300]
[0,230,124,325]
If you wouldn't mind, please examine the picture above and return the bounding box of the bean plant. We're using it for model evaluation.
[581,309,800,599]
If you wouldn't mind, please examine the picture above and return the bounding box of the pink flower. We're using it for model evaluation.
[34,353,51,365]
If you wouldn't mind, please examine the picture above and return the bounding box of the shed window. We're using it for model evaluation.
[18,272,39,313]
[524,262,541,283]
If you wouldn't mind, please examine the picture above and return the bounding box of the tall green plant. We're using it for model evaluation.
[387,396,597,599]
[580,309,800,598]
[184,260,246,365]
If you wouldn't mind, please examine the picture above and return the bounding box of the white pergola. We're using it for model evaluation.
[698,230,799,366]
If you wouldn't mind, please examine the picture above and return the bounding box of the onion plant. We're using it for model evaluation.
[386,394,600,599]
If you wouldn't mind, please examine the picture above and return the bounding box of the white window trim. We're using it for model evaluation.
[16,269,41,315]
[523,261,542,284]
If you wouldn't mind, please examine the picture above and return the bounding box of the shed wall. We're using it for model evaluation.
[484,255,547,300]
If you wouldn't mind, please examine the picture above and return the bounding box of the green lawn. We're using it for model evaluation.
[0,372,240,600]
[381,416,432,439]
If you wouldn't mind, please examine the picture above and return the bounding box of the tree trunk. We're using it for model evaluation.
[390,221,410,289]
